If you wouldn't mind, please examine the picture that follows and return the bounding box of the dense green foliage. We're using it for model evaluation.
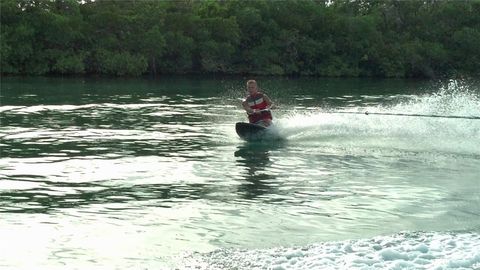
[1,0,479,78]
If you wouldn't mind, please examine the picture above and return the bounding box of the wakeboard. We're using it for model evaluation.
[235,122,268,141]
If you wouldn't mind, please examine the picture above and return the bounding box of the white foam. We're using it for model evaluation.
[271,86,480,156]
[182,232,480,270]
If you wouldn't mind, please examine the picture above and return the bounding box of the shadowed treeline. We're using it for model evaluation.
[1,0,479,78]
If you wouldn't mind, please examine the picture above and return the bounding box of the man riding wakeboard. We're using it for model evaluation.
[242,80,274,127]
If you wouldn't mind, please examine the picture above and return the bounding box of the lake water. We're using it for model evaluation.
[1,77,479,269]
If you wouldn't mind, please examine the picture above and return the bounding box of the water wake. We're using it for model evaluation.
[274,86,480,156]
[182,231,480,270]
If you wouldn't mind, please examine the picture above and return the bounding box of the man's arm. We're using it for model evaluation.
[263,94,274,110]
[242,100,255,114]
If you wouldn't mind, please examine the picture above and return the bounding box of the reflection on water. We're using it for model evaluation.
[0,178,216,214]
[234,142,286,200]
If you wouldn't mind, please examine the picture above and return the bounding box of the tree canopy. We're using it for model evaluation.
[1,0,479,78]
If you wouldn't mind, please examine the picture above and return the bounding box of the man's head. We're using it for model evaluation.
[246,80,258,95]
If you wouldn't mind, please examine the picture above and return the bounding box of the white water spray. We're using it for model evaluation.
[274,85,480,156]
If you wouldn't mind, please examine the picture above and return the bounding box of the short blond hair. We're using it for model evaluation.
[246,80,257,86]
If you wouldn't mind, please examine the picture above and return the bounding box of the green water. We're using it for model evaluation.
[1,77,479,269]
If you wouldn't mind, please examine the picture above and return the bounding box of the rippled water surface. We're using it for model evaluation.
[1,77,479,269]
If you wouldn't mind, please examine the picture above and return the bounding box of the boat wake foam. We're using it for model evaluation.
[181,231,480,270]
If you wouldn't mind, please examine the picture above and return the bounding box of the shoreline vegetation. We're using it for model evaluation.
[1,0,479,78]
